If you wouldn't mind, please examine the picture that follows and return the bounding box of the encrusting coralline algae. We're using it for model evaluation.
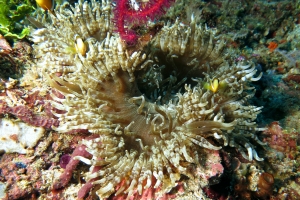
[30,0,266,198]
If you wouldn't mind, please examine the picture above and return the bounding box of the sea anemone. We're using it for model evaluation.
[31,0,265,198]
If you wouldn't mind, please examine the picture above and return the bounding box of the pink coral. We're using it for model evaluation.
[0,102,59,129]
[111,181,184,200]
[196,150,224,182]
[113,0,175,44]
[53,135,100,199]
[0,154,39,200]
[0,89,59,129]
[14,105,56,128]
[52,143,92,190]
[263,121,298,158]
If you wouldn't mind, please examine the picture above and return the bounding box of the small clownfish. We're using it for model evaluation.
[64,37,87,56]
[36,0,56,16]
[75,37,87,56]
[203,78,227,93]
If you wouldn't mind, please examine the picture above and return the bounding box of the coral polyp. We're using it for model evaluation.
[31,0,266,198]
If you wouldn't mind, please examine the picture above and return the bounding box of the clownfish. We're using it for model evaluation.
[35,0,56,17]
[203,78,227,93]
[75,37,87,56]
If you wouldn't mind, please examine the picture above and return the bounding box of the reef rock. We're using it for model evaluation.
[0,118,44,154]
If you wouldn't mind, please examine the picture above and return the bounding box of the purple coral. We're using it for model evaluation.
[59,154,71,169]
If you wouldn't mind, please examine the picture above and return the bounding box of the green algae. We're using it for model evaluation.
[0,0,35,40]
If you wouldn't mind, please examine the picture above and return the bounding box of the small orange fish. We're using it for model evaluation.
[36,0,56,16]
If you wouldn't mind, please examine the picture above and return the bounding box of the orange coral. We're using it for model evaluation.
[268,41,278,52]
[234,172,274,199]
[255,172,274,198]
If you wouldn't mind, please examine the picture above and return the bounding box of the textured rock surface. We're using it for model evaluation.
[0,118,45,154]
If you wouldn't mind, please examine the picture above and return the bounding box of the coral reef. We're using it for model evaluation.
[0,35,33,79]
[0,86,59,129]
[29,0,266,198]
[263,122,298,157]
[113,0,175,44]
[260,123,300,200]
[233,165,274,199]
[0,118,45,154]
[1,0,300,199]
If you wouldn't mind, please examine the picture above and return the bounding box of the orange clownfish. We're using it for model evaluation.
[36,0,56,16]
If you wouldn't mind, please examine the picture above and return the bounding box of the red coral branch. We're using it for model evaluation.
[0,101,59,129]
[52,144,92,190]
[77,165,102,199]
[52,135,99,192]
[113,0,175,44]
[0,88,61,129]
